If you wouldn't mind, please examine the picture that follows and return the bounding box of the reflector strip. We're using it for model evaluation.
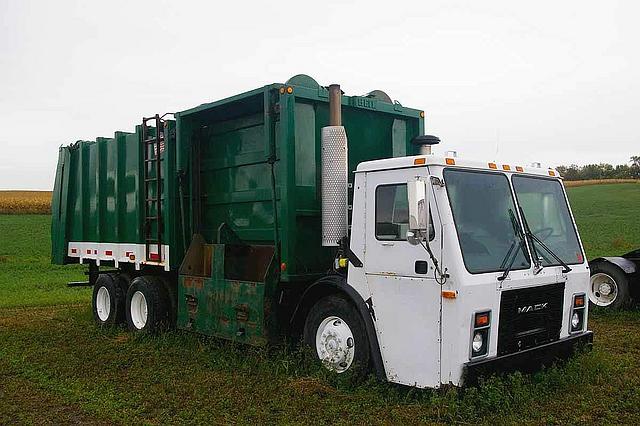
[149,253,160,261]
[414,158,426,165]
[105,250,113,256]
[71,248,77,254]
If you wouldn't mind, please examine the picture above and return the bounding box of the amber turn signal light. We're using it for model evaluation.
[574,294,585,307]
[442,290,457,299]
[475,312,490,327]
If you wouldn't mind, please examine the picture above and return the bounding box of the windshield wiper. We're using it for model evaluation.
[518,206,572,274]
[498,209,526,281]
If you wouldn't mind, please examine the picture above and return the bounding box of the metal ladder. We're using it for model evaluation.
[141,114,165,262]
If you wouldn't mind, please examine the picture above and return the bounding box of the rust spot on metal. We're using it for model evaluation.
[185,295,198,317]
[235,303,249,322]
[183,276,204,290]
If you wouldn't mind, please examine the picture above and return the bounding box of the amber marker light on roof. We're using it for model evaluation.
[516,166,524,172]
[445,158,456,165]
[279,87,285,94]
[286,86,293,94]
[414,158,426,165]
[420,111,425,118]
[488,162,497,169]
[502,165,511,171]
[549,170,556,176]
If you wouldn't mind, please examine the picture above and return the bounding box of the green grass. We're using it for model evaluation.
[0,215,86,308]
[1,184,640,424]
[567,182,640,258]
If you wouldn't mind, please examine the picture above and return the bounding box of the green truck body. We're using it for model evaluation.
[51,74,424,343]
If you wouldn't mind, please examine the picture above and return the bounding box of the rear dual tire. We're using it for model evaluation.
[92,274,127,327]
[92,274,172,333]
[125,276,171,333]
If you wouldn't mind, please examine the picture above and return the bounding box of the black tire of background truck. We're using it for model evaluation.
[92,273,126,327]
[590,262,631,310]
[303,294,370,376]
[125,276,170,333]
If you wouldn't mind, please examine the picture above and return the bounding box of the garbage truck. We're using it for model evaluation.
[51,74,592,388]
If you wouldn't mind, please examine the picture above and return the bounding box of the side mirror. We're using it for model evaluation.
[407,178,431,234]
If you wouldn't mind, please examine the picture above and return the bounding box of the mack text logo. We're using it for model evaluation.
[517,302,548,314]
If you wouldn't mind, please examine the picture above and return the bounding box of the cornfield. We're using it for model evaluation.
[563,179,638,187]
[0,191,52,214]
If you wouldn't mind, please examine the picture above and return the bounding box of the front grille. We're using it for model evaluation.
[497,283,565,356]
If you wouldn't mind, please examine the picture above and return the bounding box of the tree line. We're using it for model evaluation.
[556,156,640,181]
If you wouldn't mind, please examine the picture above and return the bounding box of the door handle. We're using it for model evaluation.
[381,242,395,247]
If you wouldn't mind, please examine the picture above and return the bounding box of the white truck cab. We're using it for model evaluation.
[344,154,593,388]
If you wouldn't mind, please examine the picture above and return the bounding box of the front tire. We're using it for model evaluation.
[125,276,170,333]
[92,273,126,326]
[303,295,370,374]
[589,262,631,309]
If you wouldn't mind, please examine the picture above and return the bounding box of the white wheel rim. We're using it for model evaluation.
[315,315,355,373]
[590,272,619,307]
[96,286,111,322]
[130,291,148,329]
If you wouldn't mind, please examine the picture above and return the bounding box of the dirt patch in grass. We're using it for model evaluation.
[0,367,112,425]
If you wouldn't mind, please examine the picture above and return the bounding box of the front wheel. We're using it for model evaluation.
[303,295,370,374]
[589,262,631,309]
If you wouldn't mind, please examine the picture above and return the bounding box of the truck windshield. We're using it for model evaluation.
[444,169,530,274]
[511,176,583,266]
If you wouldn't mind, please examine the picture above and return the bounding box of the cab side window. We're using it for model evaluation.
[375,184,435,241]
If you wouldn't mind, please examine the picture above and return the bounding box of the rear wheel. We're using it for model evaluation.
[125,276,170,333]
[589,262,630,309]
[92,273,126,326]
[303,295,370,374]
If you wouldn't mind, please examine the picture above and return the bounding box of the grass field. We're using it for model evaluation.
[0,183,639,424]
[567,183,640,258]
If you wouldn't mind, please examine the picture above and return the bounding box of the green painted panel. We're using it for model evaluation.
[294,102,316,186]
[177,239,277,345]
[52,77,424,280]
[50,122,178,266]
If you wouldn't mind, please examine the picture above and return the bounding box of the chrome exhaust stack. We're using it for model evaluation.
[321,84,349,247]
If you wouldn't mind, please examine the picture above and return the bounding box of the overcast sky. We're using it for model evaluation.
[1,0,638,190]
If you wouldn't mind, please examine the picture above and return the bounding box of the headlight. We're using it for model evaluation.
[472,332,484,353]
[570,294,586,333]
[470,311,491,359]
[571,312,580,329]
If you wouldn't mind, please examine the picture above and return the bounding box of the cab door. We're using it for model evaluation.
[364,168,443,388]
